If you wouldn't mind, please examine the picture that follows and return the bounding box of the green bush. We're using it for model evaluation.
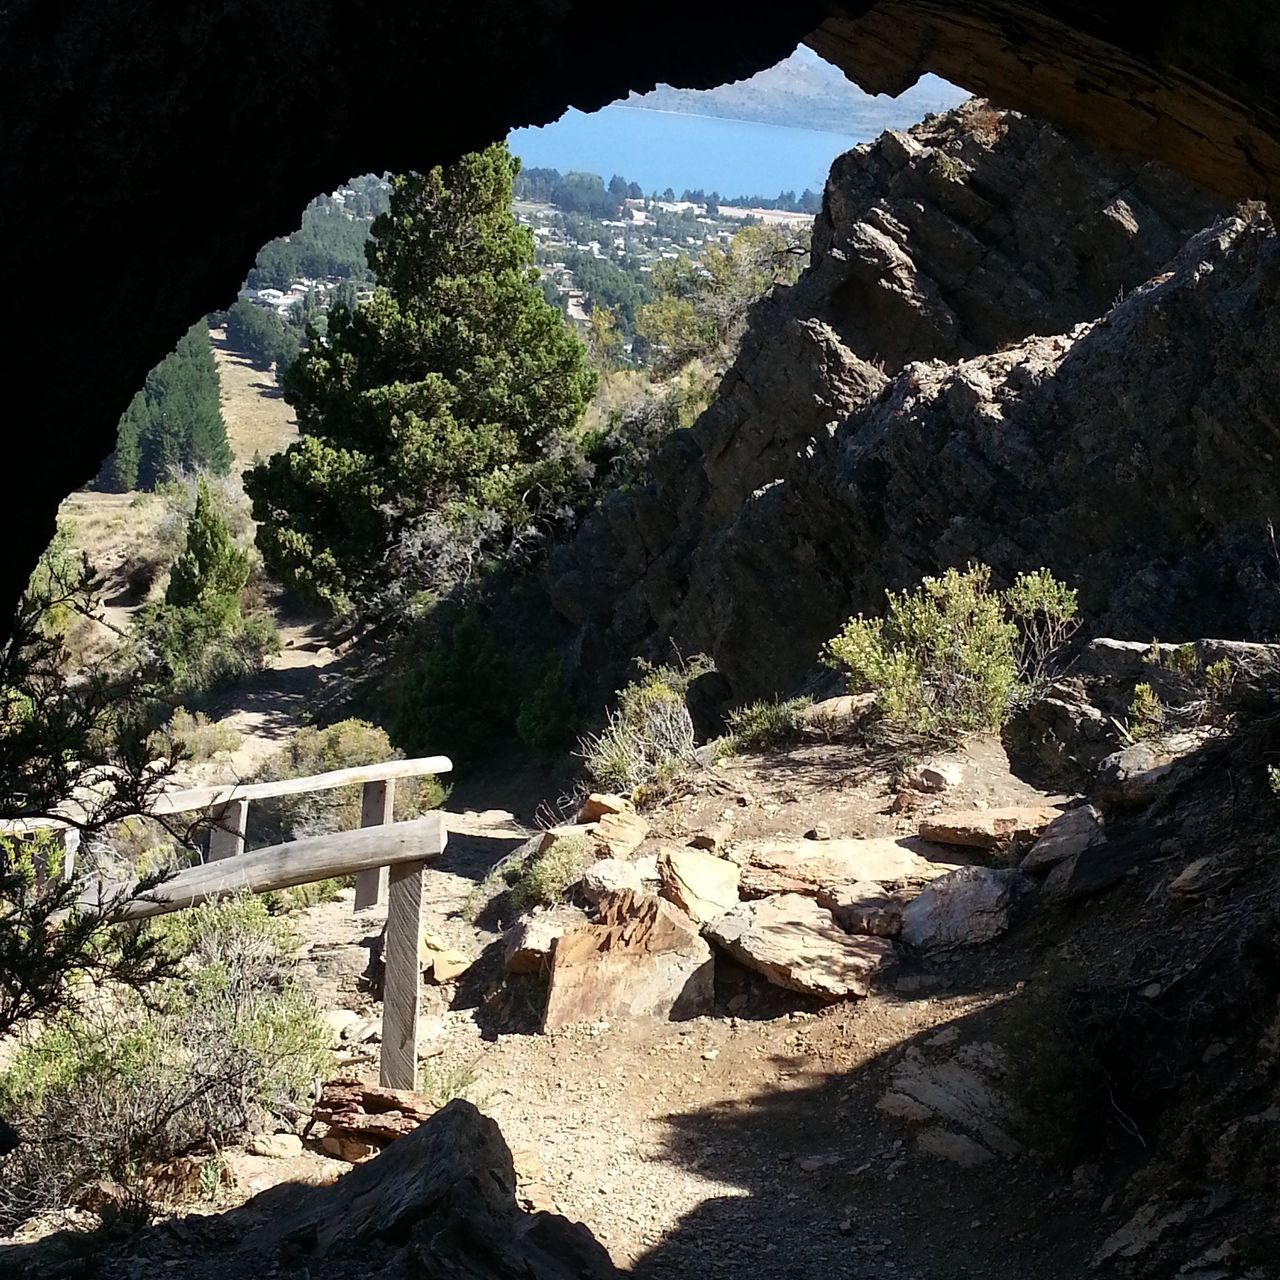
[825,564,1077,740]
[251,718,447,846]
[724,695,813,752]
[516,655,579,753]
[578,657,710,793]
[1126,682,1166,740]
[0,895,329,1232]
[390,611,516,765]
[509,834,590,913]
[149,706,241,763]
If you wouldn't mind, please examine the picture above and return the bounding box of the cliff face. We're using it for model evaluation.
[546,103,1230,702]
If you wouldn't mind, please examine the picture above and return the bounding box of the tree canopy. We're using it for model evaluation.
[100,324,230,492]
[246,144,596,615]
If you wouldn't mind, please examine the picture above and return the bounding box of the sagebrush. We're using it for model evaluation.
[0,895,328,1231]
[578,657,710,793]
[825,564,1078,740]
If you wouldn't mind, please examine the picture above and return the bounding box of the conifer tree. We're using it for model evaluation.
[98,323,230,492]
[166,478,248,624]
[246,144,596,614]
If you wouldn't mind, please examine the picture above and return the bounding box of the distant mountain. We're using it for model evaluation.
[624,45,968,138]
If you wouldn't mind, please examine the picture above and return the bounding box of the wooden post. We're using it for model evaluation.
[354,778,395,911]
[380,857,426,1090]
[207,798,249,862]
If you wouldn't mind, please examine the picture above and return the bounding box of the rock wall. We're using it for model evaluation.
[546,104,1229,703]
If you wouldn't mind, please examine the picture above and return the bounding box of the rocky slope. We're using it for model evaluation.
[546,102,1262,704]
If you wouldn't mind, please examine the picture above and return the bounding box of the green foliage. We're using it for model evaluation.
[578,658,709,793]
[247,145,597,615]
[516,655,579,753]
[1004,567,1080,689]
[636,223,808,372]
[390,612,516,766]
[825,564,1076,740]
[0,895,328,1230]
[166,479,249,619]
[101,323,230,493]
[137,481,276,699]
[509,834,589,913]
[135,602,278,700]
[1126,682,1166,740]
[725,695,813,752]
[225,300,302,373]
[149,706,241,763]
[1204,657,1235,700]
[250,718,446,847]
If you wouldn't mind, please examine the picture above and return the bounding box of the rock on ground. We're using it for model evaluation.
[900,867,1033,950]
[1021,803,1105,872]
[657,844,740,924]
[737,836,960,898]
[707,893,895,999]
[504,905,589,976]
[918,805,1060,849]
[542,890,713,1031]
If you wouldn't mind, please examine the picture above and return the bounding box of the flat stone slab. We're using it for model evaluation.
[737,836,961,899]
[706,893,895,999]
[918,805,1060,849]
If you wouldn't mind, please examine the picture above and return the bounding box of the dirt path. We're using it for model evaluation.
[250,736,1094,1280]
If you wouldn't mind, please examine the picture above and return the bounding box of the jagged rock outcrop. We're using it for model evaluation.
[548,104,1226,702]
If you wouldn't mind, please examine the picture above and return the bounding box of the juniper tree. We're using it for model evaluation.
[246,144,596,615]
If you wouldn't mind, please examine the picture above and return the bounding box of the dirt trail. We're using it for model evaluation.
[238,735,1093,1280]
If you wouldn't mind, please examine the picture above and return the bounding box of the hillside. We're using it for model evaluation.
[626,45,967,136]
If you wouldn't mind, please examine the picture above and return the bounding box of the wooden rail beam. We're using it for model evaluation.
[80,814,447,920]
[151,756,452,817]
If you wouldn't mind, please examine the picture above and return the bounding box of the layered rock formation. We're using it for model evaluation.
[547,103,1236,702]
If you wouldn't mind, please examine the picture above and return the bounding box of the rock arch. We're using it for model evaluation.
[3,0,1277,628]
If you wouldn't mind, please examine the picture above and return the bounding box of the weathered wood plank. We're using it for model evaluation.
[354,778,395,911]
[207,797,248,862]
[80,814,447,920]
[381,857,426,1091]
[150,756,452,816]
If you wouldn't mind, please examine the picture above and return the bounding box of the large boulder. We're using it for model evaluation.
[707,893,895,999]
[542,891,713,1031]
[542,103,1228,705]
[900,867,1034,950]
[247,1100,621,1276]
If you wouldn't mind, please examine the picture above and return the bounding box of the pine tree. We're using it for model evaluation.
[166,478,248,624]
[98,323,231,492]
[246,144,596,613]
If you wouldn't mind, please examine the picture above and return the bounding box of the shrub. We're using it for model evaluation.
[516,654,579,753]
[578,658,710,793]
[509,834,590,913]
[149,706,241,763]
[1004,567,1080,690]
[825,564,1077,740]
[251,718,446,846]
[724,695,813,752]
[390,611,516,765]
[1126,682,1166,740]
[0,894,328,1231]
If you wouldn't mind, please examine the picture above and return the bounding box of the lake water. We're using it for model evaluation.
[509,105,861,198]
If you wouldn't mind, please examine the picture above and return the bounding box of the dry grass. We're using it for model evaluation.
[208,326,297,472]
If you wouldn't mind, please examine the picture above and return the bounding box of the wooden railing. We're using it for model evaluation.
[13,754,454,1091]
